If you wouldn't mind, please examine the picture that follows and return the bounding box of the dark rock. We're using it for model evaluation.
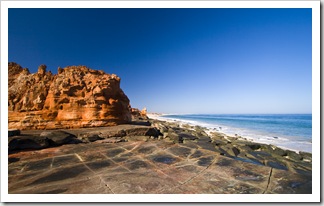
[179,133,198,141]
[197,141,217,152]
[218,146,238,157]
[144,128,160,137]
[235,145,253,153]
[271,146,288,157]
[299,152,312,162]
[232,147,240,156]
[266,161,288,170]
[168,132,182,143]
[129,121,151,126]
[152,155,177,164]
[248,151,271,158]
[80,133,103,142]
[9,129,21,137]
[213,139,228,146]
[167,146,192,158]
[190,150,204,158]
[260,144,273,151]
[197,156,214,167]
[197,136,212,143]
[9,136,50,151]
[137,146,156,154]
[8,157,20,163]
[125,127,159,137]
[286,151,302,161]
[246,144,261,151]
[40,131,82,146]
[233,156,264,166]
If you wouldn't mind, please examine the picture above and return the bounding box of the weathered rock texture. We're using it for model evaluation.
[8,62,132,130]
[131,107,148,120]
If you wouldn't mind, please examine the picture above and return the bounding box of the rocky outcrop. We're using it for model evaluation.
[131,107,148,120]
[8,125,161,151]
[8,130,82,151]
[8,63,132,130]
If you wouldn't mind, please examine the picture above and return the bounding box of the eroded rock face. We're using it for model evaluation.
[8,63,132,130]
[131,107,148,120]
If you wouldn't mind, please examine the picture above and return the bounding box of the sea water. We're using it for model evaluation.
[161,114,312,153]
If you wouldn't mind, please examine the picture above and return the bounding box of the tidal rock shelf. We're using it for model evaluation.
[8,119,311,194]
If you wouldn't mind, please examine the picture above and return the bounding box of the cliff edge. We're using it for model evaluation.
[8,62,132,130]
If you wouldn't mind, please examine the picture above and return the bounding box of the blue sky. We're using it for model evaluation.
[9,8,312,114]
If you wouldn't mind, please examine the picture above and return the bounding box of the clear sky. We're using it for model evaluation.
[8,8,312,114]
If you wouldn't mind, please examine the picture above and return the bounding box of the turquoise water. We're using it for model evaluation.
[162,114,312,153]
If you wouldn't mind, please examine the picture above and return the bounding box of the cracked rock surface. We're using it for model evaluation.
[8,123,311,194]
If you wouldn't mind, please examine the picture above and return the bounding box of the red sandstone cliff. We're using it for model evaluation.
[8,63,132,130]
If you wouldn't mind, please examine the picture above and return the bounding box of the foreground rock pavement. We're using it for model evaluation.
[9,130,311,194]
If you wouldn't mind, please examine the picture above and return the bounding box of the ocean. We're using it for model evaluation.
[160,114,312,153]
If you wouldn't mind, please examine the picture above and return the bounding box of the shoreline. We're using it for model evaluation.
[147,113,311,154]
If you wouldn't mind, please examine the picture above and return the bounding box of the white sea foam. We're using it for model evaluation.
[148,114,312,153]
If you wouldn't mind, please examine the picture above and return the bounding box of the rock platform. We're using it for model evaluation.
[8,121,312,194]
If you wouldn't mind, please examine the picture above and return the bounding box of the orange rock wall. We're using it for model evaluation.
[8,63,132,130]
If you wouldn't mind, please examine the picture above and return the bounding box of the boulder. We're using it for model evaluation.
[299,152,312,162]
[39,130,82,145]
[9,137,49,151]
[286,150,303,161]
[9,130,82,151]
